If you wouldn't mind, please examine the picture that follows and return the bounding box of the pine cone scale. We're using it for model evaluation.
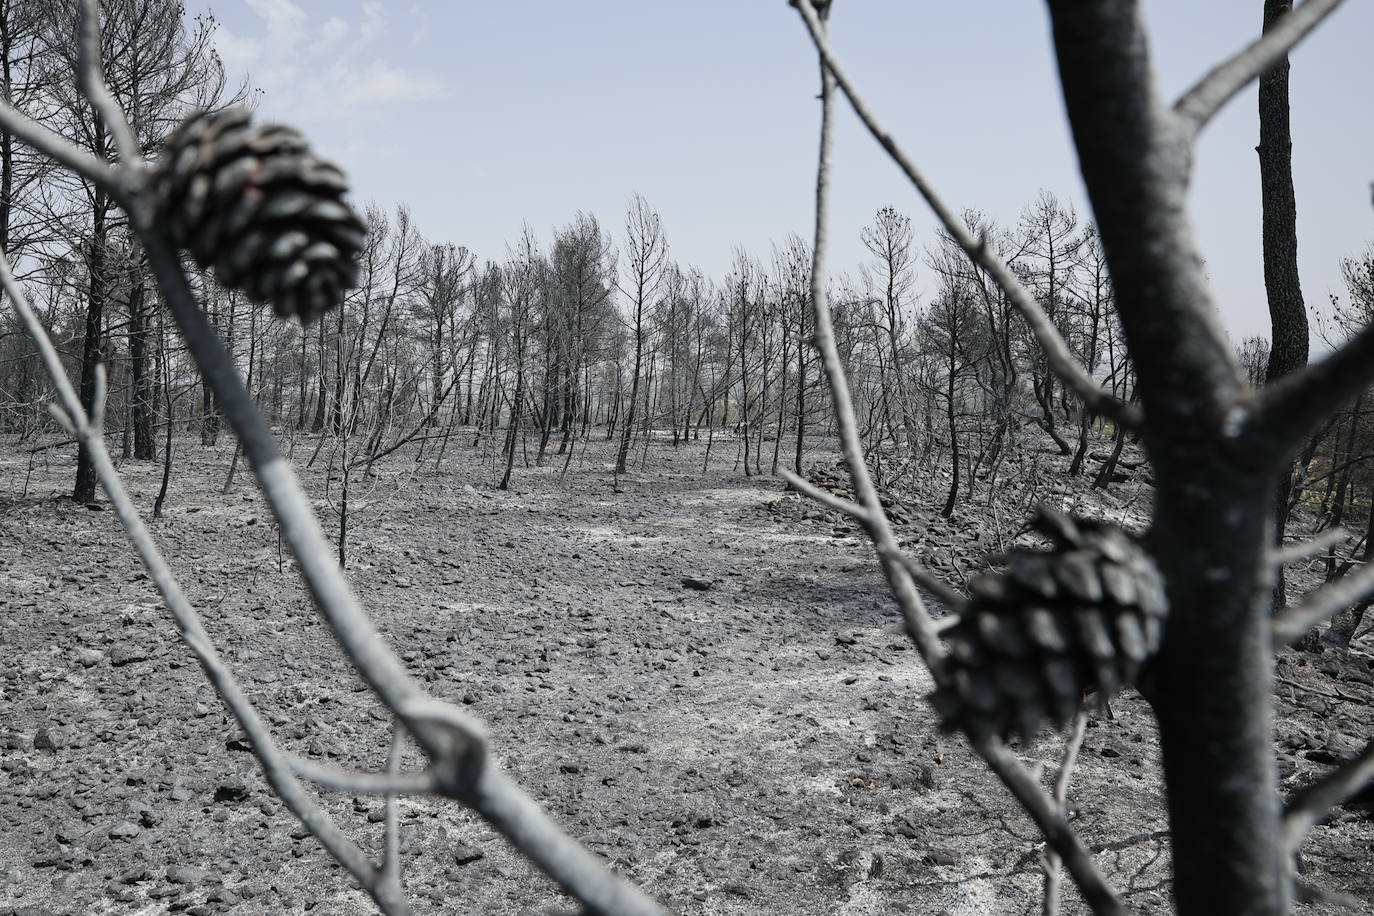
[152,107,365,323]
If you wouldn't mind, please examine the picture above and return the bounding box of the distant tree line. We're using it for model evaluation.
[1,1,1371,539]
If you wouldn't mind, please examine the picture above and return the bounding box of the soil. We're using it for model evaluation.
[0,431,1371,915]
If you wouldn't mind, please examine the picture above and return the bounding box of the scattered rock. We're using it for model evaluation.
[74,648,104,668]
[166,864,214,884]
[109,645,149,667]
[212,779,250,803]
[681,577,714,591]
[107,821,140,840]
[453,843,485,867]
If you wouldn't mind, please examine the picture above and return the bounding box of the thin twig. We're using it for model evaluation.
[78,0,142,168]
[288,756,437,796]
[893,550,966,610]
[1283,740,1374,852]
[976,736,1125,916]
[1272,560,1374,645]
[1043,709,1089,916]
[794,0,946,669]
[0,245,413,916]
[1249,324,1374,453]
[1173,0,1346,139]
[381,725,406,889]
[0,100,127,202]
[793,6,1122,913]
[779,468,873,522]
[1271,527,1350,565]
[138,226,665,916]
[789,0,1140,432]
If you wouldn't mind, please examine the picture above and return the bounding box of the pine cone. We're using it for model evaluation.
[930,507,1168,742]
[152,108,366,324]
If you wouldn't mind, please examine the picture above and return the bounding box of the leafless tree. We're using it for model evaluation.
[615,193,667,475]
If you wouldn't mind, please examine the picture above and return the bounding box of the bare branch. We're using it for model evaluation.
[465,766,666,916]
[1042,709,1089,916]
[779,468,874,523]
[287,757,437,796]
[1295,879,1371,912]
[0,246,411,916]
[382,727,406,889]
[892,549,966,610]
[975,736,1125,916]
[1271,527,1350,565]
[1174,0,1345,139]
[0,100,128,203]
[135,225,667,916]
[1249,325,1374,451]
[789,0,1140,431]
[1272,560,1374,645]
[794,0,946,669]
[1283,740,1374,852]
[794,7,1122,913]
[78,0,143,168]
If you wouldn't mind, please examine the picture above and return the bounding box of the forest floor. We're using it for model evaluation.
[0,428,1371,916]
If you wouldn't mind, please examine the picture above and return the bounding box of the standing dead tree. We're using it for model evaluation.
[787,1,1371,915]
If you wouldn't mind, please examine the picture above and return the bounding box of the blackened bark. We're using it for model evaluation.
[1259,0,1310,608]
[1259,0,1308,385]
[73,202,107,503]
[941,352,958,518]
[1047,4,1288,914]
[129,278,155,459]
[310,322,326,433]
[1092,424,1126,490]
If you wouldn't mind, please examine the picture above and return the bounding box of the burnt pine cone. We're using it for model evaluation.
[152,107,366,324]
[930,507,1168,743]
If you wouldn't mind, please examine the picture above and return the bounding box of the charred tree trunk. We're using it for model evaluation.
[129,277,156,460]
[73,200,108,503]
[1259,0,1310,608]
[1050,6,1290,913]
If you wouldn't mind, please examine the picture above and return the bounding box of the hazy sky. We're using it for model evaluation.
[186,1,1372,343]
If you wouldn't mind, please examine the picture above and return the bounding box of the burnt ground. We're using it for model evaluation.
[0,430,1371,915]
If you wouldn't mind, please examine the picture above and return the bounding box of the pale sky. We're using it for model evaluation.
[187,0,1373,343]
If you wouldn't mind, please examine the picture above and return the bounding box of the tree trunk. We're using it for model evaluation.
[129,277,156,460]
[73,203,108,503]
[941,354,959,518]
[1049,6,1289,912]
[1259,0,1310,609]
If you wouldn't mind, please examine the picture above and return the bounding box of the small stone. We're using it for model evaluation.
[75,648,105,668]
[120,866,152,885]
[213,779,250,803]
[167,864,213,884]
[108,820,141,840]
[681,577,714,591]
[109,645,150,667]
[453,843,485,866]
